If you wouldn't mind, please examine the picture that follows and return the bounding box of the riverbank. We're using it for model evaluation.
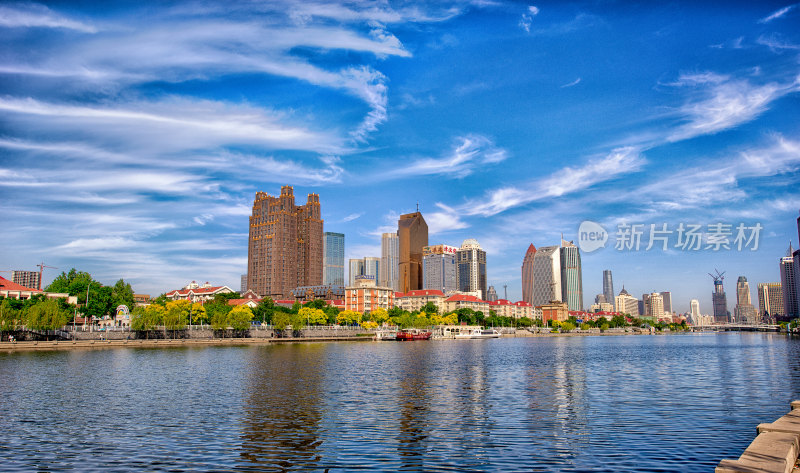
[0,336,374,351]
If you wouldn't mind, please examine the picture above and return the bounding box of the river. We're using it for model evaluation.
[1,332,798,471]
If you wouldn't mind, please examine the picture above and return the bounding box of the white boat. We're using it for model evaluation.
[454,328,501,339]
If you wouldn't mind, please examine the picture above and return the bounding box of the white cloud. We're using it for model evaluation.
[757,34,800,51]
[464,147,644,216]
[0,3,97,33]
[758,4,797,23]
[519,5,540,33]
[560,78,581,88]
[385,134,508,179]
[667,76,800,142]
[193,214,215,226]
[342,213,363,222]
[427,203,469,234]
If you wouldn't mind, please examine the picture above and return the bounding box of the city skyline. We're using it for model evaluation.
[1,1,799,314]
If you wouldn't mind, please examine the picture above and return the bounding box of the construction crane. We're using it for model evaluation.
[36,262,57,291]
[708,269,726,284]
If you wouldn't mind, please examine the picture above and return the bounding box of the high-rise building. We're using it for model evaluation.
[486,286,498,302]
[615,286,639,317]
[603,270,614,310]
[646,292,665,320]
[690,299,701,324]
[240,274,248,293]
[323,232,345,287]
[522,244,536,305]
[422,245,458,295]
[247,186,323,299]
[363,257,381,284]
[457,239,487,300]
[560,240,583,311]
[595,294,607,304]
[660,291,672,314]
[709,270,728,324]
[380,233,399,291]
[531,246,561,307]
[12,270,40,291]
[348,259,364,287]
[640,293,651,316]
[734,276,758,324]
[781,243,799,318]
[758,282,784,321]
[398,212,428,293]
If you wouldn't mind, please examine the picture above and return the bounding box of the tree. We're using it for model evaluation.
[517,317,533,328]
[227,305,254,330]
[253,297,275,324]
[299,306,327,325]
[111,279,135,310]
[25,299,68,331]
[370,307,389,325]
[163,300,189,336]
[189,302,206,325]
[420,302,439,316]
[0,299,22,338]
[131,306,158,333]
[560,321,576,332]
[337,310,362,326]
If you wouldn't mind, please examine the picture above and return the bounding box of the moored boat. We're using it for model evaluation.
[396,328,432,341]
[454,328,501,339]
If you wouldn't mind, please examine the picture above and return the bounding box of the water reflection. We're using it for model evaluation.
[238,344,325,471]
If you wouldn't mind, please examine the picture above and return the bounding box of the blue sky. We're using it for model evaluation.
[1,1,799,314]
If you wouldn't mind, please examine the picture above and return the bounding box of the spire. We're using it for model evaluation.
[788,241,795,257]
[526,243,537,255]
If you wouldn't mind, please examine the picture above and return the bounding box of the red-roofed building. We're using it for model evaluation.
[444,293,489,313]
[489,299,514,317]
[165,281,234,303]
[513,300,534,319]
[0,276,77,304]
[395,289,445,312]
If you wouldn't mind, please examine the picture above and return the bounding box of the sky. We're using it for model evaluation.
[1,1,799,314]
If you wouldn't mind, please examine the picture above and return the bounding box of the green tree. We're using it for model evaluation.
[420,302,439,316]
[253,297,275,324]
[517,317,533,327]
[111,278,135,310]
[560,321,576,332]
[0,299,22,338]
[298,307,327,325]
[25,299,68,331]
[163,300,189,336]
[337,310,362,326]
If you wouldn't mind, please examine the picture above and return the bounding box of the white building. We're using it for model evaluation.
[394,289,445,313]
[457,239,487,300]
[531,245,561,306]
[423,244,458,295]
[615,286,639,317]
[381,233,399,291]
[690,299,701,324]
[165,281,234,303]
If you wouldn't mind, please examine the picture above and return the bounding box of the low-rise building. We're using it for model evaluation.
[345,276,394,313]
[0,276,77,304]
[133,294,151,306]
[540,301,569,324]
[165,281,234,303]
[444,293,489,313]
[394,289,445,313]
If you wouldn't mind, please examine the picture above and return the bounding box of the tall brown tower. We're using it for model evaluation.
[398,211,428,293]
[247,186,323,299]
[521,244,536,305]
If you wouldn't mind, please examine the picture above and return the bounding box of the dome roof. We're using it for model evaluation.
[461,238,481,249]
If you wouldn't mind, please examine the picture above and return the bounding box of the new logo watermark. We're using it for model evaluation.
[578,221,763,253]
[578,221,608,253]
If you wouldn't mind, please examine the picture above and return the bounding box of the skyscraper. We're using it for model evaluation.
[323,232,345,287]
[734,276,758,324]
[710,270,728,324]
[363,256,381,284]
[690,299,701,324]
[398,212,428,293]
[560,240,583,311]
[380,232,399,291]
[240,274,248,293]
[531,246,561,306]
[603,270,614,310]
[660,291,672,314]
[780,243,798,318]
[521,244,536,305]
[422,245,458,295]
[348,259,364,287]
[486,286,498,302]
[12,270,40,291]
[646,292,665,320]
[457,239,487,299]
[615,286,639,317]
[758,282,784,321]
[247,186,322,299]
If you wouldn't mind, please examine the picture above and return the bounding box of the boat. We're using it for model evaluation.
[454,328,501,339]
[375,329,398,341]
[396,328,432,341]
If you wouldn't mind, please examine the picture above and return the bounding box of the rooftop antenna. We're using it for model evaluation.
[503,284,508,300]
[416,202,419,212]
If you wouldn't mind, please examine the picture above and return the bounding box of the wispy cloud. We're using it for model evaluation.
[560,78,581,88]
[519,5,539,33]
[757,33,800,51]
[342,213,363,222]
[463,147,645,216]
[0,3,97,32]
[758,3,797,23]
[427,203,469,235]
[384,134,507,179]
[667,75,800,142]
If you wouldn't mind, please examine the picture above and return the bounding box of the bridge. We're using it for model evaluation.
[690,324,780,332]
